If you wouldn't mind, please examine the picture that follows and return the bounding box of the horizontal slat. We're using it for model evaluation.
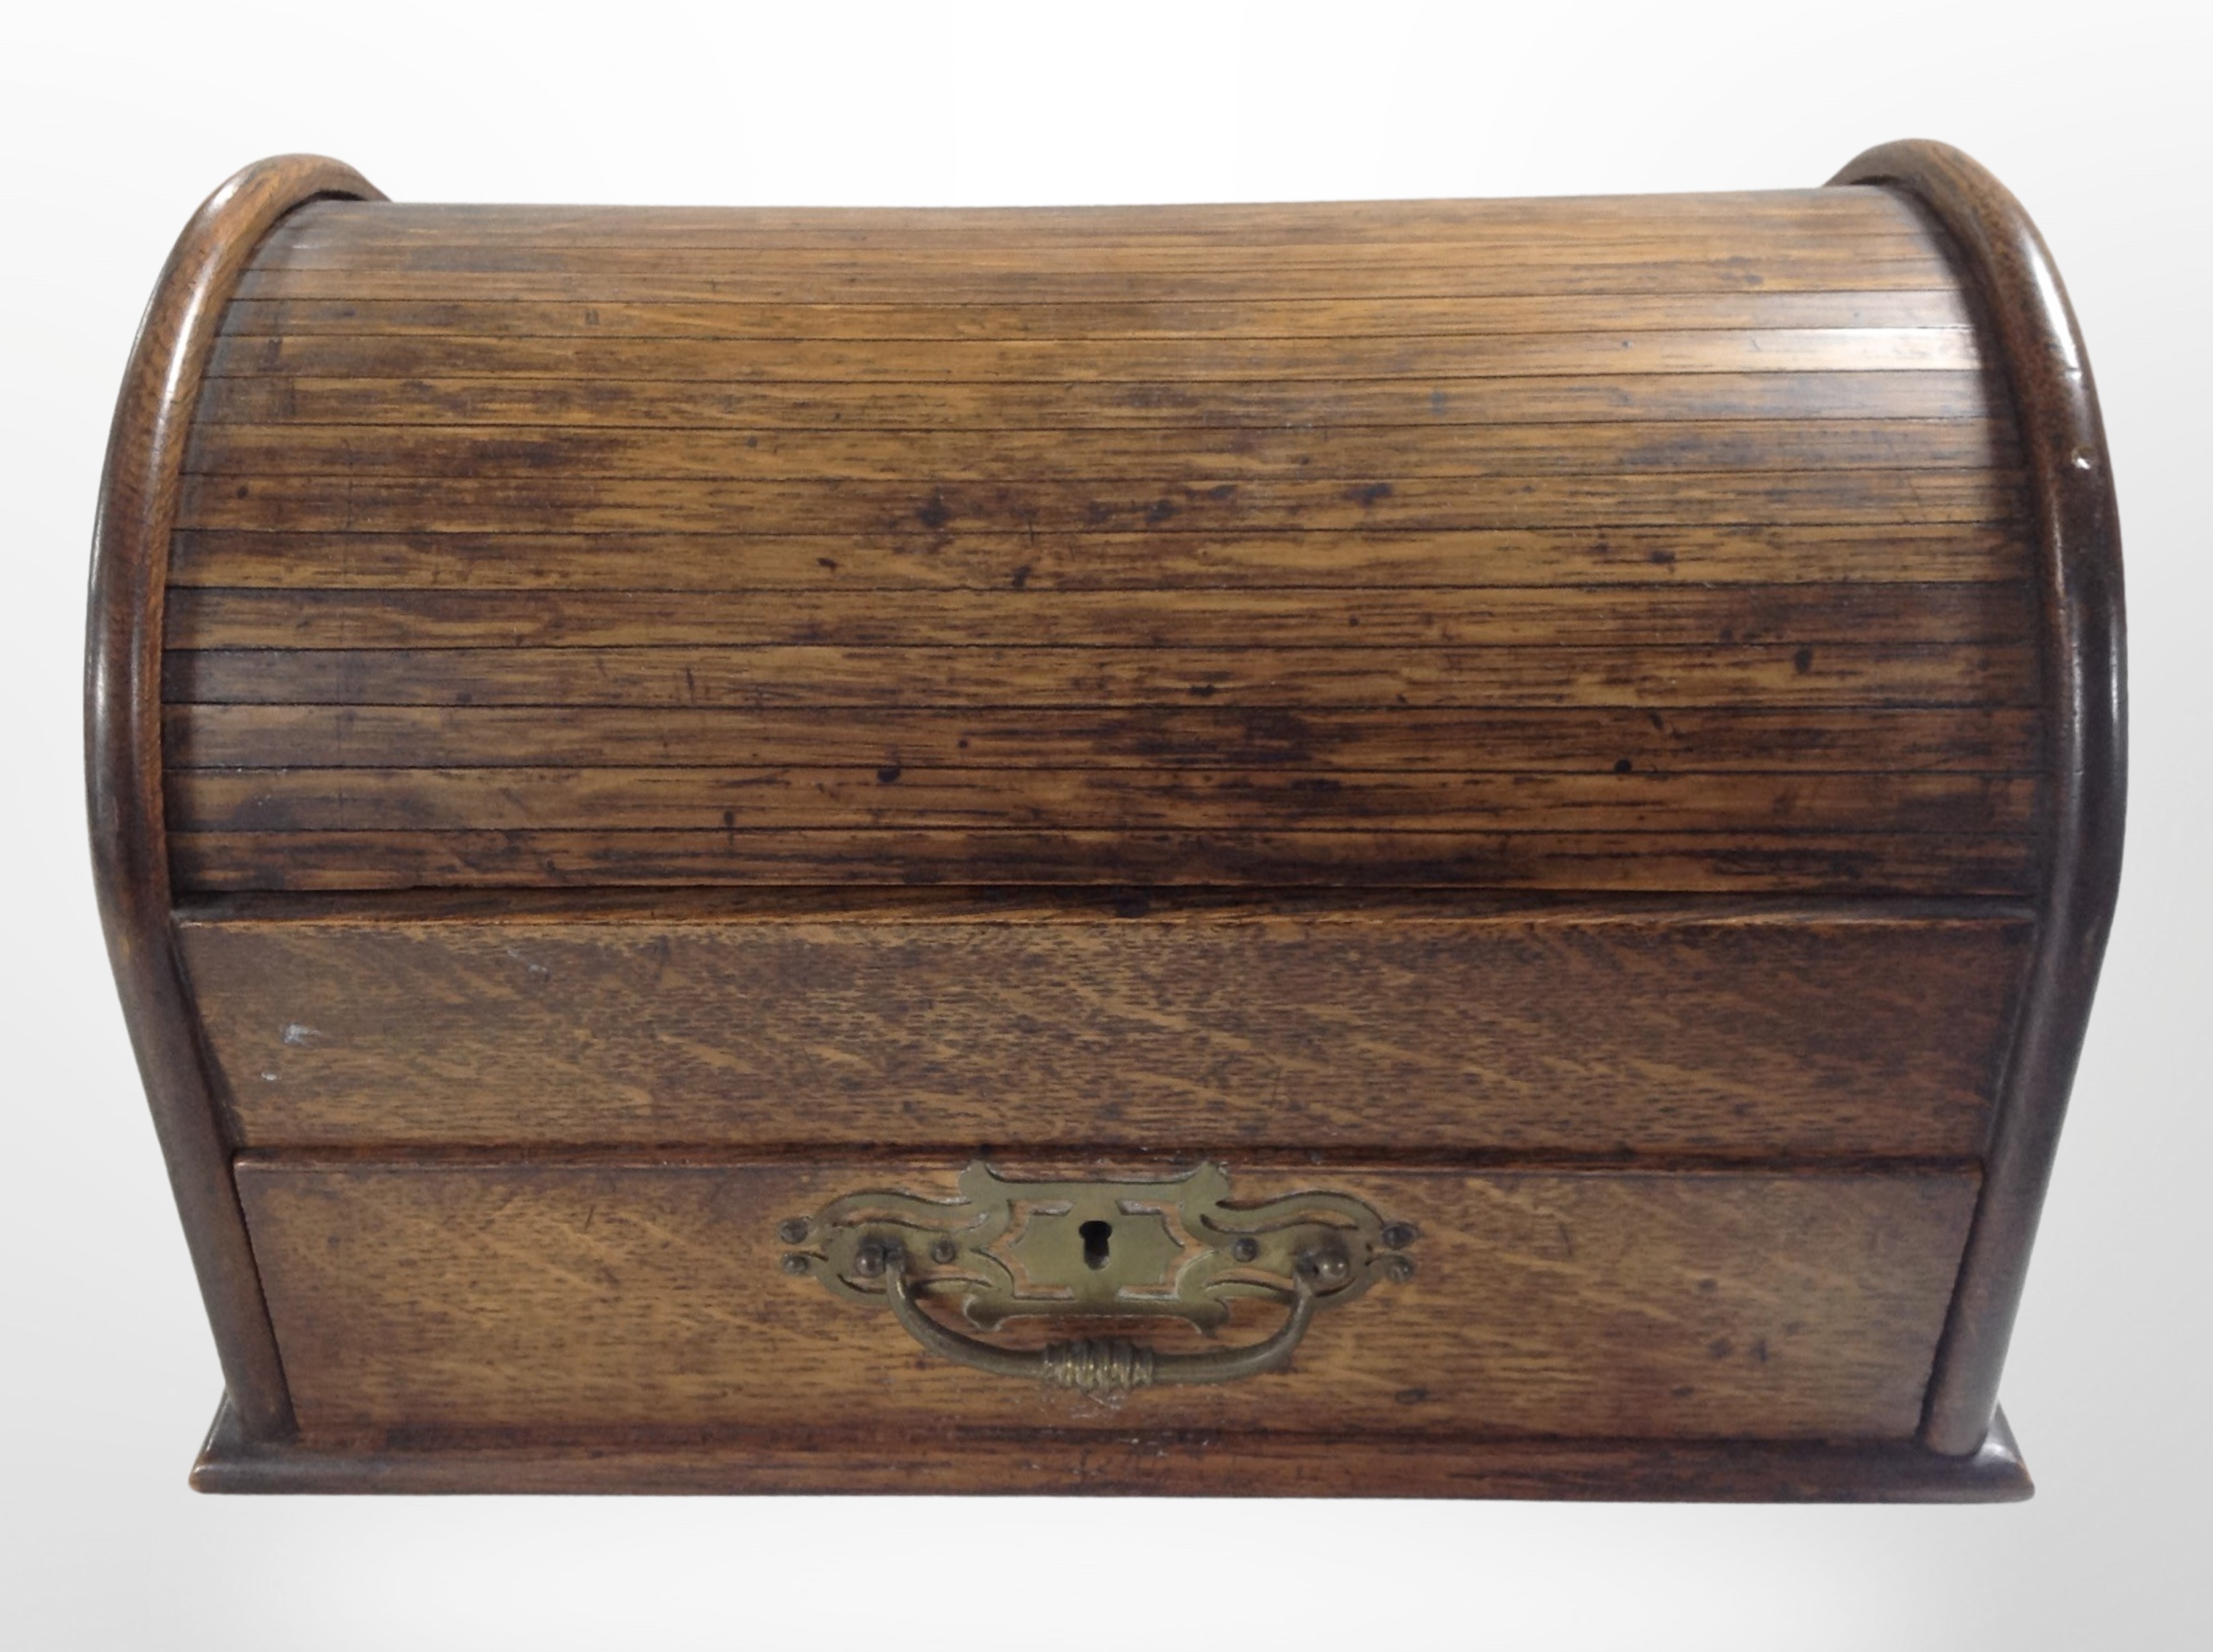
[164,584,2035,652]
[237,1160,1978,1439]
[230,257,1962,305]
[182,902,2027,1155]
[219,289,1975,340]
[168,827,2038,894]
[205,328,1978,384]
[249,219,1942,271]
[176,471,2026,534]
[169,767,2034,835]
[268,188,1929,247]
[183,417,2009,484]
[165,524,2034,592]
[163,642,2040,709]
[252,229,1941,272]
[163,704,2046,774]
[192,369,2005,429]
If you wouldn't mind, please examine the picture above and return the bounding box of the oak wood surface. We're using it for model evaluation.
[163,583,2034,650]
[170,767,2036,835]
[230,261,1966,304]
[168,827,2040,894]
[203,327,1984,382]
[248,186,1941,240]
[166,176,2036,897]
[175,469,2024,535]
[164,704,2044,774]
[236,1159,1978,1441]
[179,900,2029,1154]
[1832,145,2126,1455]
[87,154,385,1442]
[166,524,2029,590]
[192,368,2001,428]
[164,640,2037,709]
[191,1393,2031,1500]
[218,288,1976,339]
[184,415,2012,481]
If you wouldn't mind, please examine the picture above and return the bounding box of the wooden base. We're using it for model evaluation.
[190,1395,2031,1501]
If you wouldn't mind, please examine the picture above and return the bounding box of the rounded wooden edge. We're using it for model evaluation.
[86,156,386,1440]
[189,1394,2033,1501]
[1829,141,2126,1454]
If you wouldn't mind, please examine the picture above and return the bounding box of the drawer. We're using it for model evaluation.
[237,1157,1978,1443]
[187,894,2029,1156]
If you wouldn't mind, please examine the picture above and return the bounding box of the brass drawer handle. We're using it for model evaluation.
[779,1160,1416,1397]
[883,1243,1322,1393]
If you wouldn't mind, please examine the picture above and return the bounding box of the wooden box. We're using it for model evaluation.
[87,140,2124,1499]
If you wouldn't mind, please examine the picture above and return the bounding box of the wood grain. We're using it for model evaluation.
[174,470,2026,536]
[163,583,2034,652]
[180,900,2029,1154]
[169,827,2039,894]
[165,524,2032,591]
[183,416,2010,483]
[203,328,1980,384]
[163,640,2037,710]
[1832,145,2127,1455]
[230,257,1962,305]
[257,189,1936,248]
[244,233,1945,274]
[235,1159,1979,1441]
[163,704,2045,774]
[254,186,1937,244]
[169,767,2036,835]
[219,288,1975,340]
[193,369,2003,429]
[87,154,385,1444]
[190,1392,2032,1500]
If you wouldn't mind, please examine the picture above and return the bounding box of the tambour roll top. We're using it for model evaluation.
[161,184,2039,896]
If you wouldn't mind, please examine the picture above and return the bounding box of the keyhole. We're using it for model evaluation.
[1080,1220,1113,1271]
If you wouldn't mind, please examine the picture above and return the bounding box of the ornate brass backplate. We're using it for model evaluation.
[778,1162,1416,1393]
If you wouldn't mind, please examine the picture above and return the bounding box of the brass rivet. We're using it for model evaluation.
[1230,1236,1260,1262]
[777,1217,811,1244]
[1384,1254,1416,1284]
[929,1237,960,1265]
[851,1239,887,1278]
[1381,1222,1417,1250]
[1301,1249,1352,1287]
[780,1252,812,1275]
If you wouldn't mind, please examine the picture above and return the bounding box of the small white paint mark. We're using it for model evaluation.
[504,945,553,980]
[281,1023,320,1046]
[260,1071,279,1083]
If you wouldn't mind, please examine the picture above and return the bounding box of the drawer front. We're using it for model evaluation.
[238,1159,1977,1442]
[188,901,2027,1156]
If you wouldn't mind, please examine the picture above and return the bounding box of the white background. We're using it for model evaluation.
[2,3,2206,1645]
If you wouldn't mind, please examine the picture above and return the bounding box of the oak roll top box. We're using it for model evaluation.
[88,140,2123,1498]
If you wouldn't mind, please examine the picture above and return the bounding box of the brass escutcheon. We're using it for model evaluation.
[779,1161,1417,1396]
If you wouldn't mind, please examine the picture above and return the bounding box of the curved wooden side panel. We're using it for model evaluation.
[87,155,384,1440]
[1831,141,2126,1453]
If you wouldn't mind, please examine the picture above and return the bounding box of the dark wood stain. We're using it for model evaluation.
[1832,142,2126,1456]
[87,155,386,1444]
